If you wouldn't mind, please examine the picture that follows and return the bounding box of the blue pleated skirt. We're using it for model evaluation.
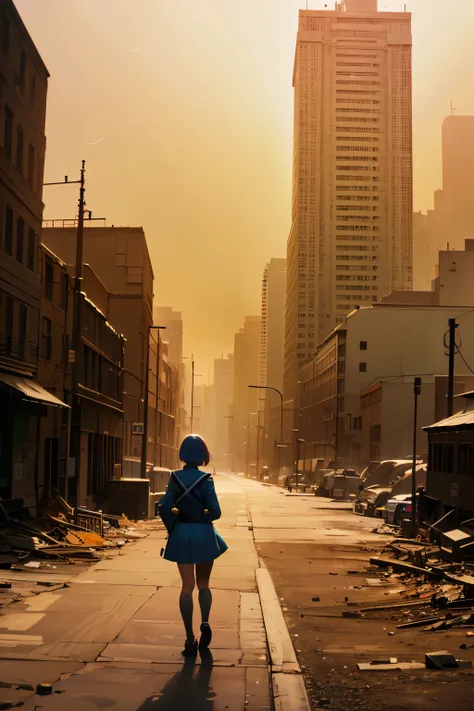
[164,522,228,564]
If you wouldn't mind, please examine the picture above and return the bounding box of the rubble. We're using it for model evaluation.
[0,491,155,607]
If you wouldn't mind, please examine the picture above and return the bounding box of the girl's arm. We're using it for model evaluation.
[202,478,221,521]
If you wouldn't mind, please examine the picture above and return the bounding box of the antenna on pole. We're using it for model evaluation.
[450,101,456,116]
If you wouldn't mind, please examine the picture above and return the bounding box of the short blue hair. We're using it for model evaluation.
[179,435,211,466]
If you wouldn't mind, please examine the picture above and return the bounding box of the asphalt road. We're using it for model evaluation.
[238,476,474,711]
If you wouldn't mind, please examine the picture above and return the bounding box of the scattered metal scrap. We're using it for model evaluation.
[0,492,148,596]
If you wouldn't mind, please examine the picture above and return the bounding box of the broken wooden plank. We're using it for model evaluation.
[369,556,445,580]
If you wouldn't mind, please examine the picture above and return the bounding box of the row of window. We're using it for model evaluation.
[4,112,37,186]
[4,206,36,270]
[0,11,38,102]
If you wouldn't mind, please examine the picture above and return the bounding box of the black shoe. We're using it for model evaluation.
[182,638,198,657]
[199,623,212,650]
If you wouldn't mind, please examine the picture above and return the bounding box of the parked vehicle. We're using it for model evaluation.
[317,469,360,498]
[354,459,419,516]
[287,475,311,493]
[332,470,361,500]
[385,494,413,525]
[384,467,427,525]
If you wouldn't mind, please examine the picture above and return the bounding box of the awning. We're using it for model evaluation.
[0,373,69,408]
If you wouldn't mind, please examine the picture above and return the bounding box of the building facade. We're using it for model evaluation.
[38,245,124,508]
[153,305,185,458]
[40,226,178,470]
[0,1,56,507]
[414,115,474,291]
[285,0,413,400]
[259,258,286,472]
[232,316,261,473]
[298,303,474,472]
[213,354,234,470]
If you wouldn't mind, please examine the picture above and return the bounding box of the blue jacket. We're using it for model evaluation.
[158,467,221,531]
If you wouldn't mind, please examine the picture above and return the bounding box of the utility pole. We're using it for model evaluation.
[69,160,86,505]
[447,318,458,417]
[43,165,85,502]
[411,377,422,537]
[189,355,202,432]
[190,355,195,432]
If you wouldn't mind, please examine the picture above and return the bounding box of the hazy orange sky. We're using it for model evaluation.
[16,0,474,377]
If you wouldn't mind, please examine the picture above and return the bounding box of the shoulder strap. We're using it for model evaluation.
[173,472,211,506]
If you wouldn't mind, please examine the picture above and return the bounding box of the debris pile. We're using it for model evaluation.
[0,492,151,595]
[341,539,474,634]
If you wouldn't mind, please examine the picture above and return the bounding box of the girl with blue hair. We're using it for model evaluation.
[158,434,228,657]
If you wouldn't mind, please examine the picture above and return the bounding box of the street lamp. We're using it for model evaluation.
[249,385,284,480]
[411,377,422,537]
[248,385,283,444]
[141,325,166,479]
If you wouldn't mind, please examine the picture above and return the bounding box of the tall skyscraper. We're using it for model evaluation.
[413,115,474,290]
[213,354,234,468]
[284,0,413,395]
[260,259,286,468]
[232,316,261,472]
[153,306,183,368]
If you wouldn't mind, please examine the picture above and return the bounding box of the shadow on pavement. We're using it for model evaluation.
[136,650,215,710]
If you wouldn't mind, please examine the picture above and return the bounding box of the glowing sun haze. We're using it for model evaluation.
[15,0,474,375]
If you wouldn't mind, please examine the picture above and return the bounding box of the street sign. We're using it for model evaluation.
[132,422,144,435]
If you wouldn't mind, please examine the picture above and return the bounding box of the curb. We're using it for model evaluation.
[256,566,311,711]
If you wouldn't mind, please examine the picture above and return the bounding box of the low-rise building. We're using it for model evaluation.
[298,303,474,472]
[359,375,474,465]
[38,245,124,508]
[424,391,474,522]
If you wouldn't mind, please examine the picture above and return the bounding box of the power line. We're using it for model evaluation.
[455,346,474,376]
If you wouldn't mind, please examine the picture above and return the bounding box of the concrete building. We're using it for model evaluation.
[40,226,170,469]
[153,305,185,457]
[359,375,474,465]
[298,303,474,472]
[37,244,124,508]
[0,1,55,505]
[153,306,183,368]
[232,316,261,473]
[414,116,474,290]
[259,259,286,472]
[285,0,413,401]
[193,383,216,451]
[213,354,234,470]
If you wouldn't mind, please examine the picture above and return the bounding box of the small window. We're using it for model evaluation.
[16,127,23,172]
[18,302,27,358]
[359,362,367,372]
[61,272,68,310]
[16,217,24,263]
[30,73,36,104]
[126,266,143,283]
[360,340,367,350]
[45,259,54,301]
[41,317,52,359]
[19,49,26,91]
[28,144,35,185]
[5,206,13,255]
[27,228,35,271]
[62,334,69,366]
[1,15,10,55]
[3,105,13,160]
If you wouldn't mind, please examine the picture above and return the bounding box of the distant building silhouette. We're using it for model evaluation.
[414,116,474,291]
